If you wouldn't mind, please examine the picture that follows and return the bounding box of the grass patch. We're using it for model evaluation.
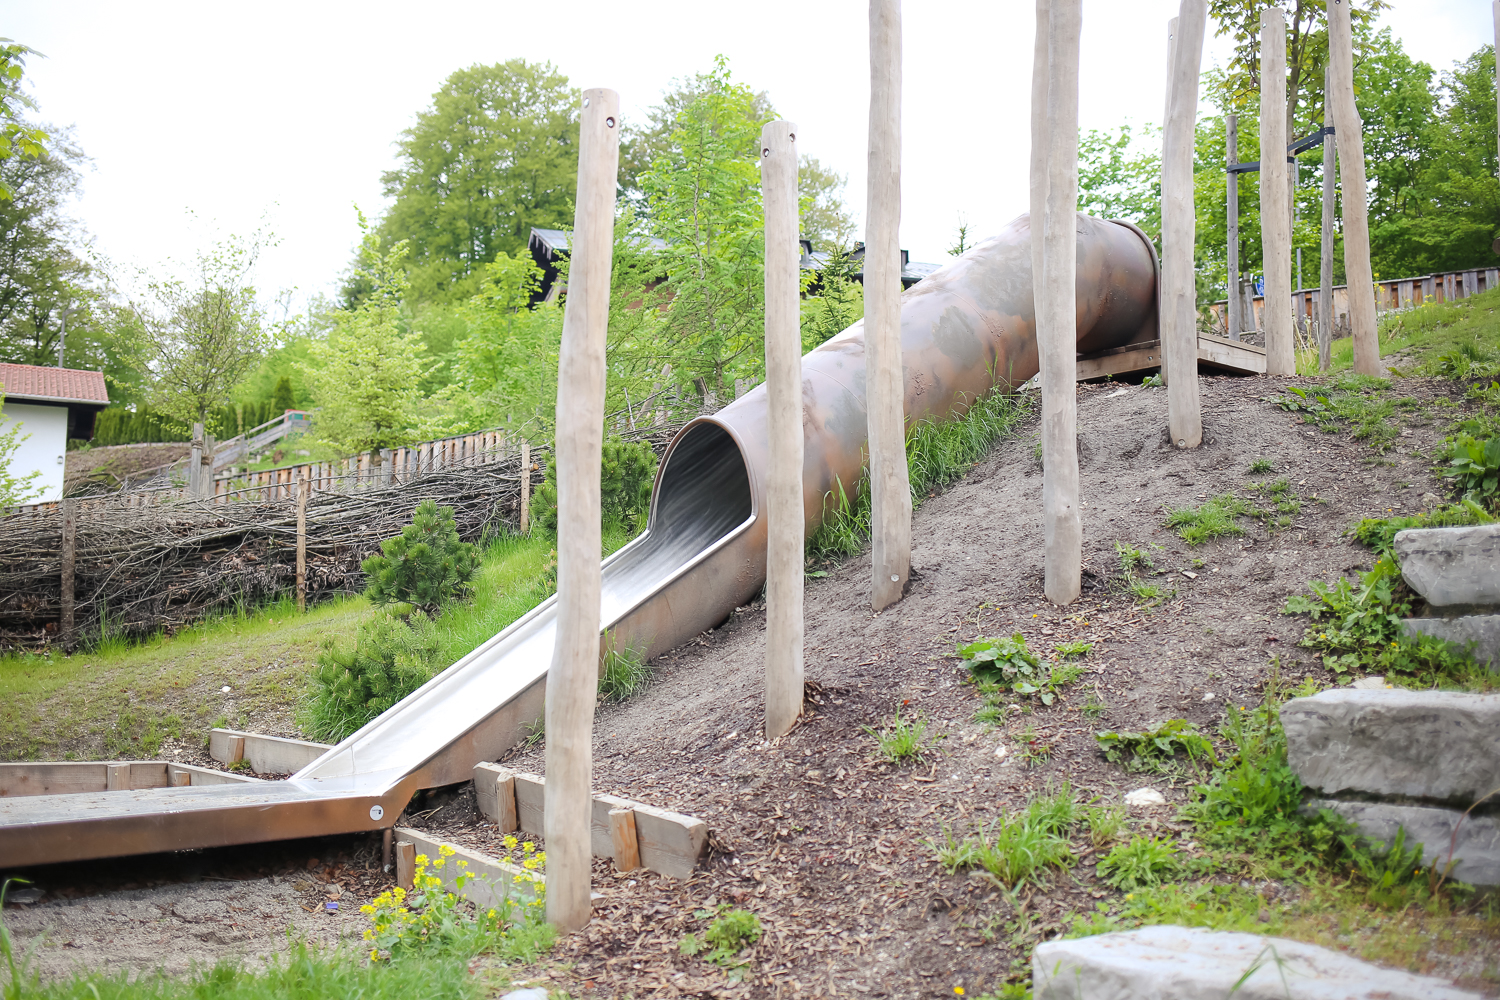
[933,784,1080,887]
[1350,501,1493,556]
[808,387,1031,562]
[1096,835,1181,891]
[1296,285,1500,377]
[1271,375,1431,453]
[1095,718,1216,774]
[864,709,935,765]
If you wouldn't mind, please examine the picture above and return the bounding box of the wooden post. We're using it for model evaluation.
[1162,0,1206,450]
[1260,9,1294,375]
[59,497,76,651]
[520,441,532,534]
[1319,66,1336,371]
[1029,0,1049,352]
[296,473,308,613]
[395,840,415,890]
[608,807,641,872]
[761,119,804,740]
[544,86,619,934]
[1226,113,1240,341]
[865,0,911,614]
[1328,0,1379,375]
[1033,0,1083,605]
[1494,2,1500,176]
[189,423,204,497]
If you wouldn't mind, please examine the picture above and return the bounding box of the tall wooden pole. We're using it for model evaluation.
[761,120,804,740]
[1226,113,1241,341]
[866,0,911,614]
[544,87,619,934]
[1159,16,1179,387]
[1035,0,1083,606]
[1320,67,1336,369]
[520,441,531,534]
[1163,0,1206,449]
[296,472,308,614]
[1260,9,1295,375]
[1493,2,1500,175]
[59,497,76,652]
[1029,0,1049,331]
[1328,0,1379,375]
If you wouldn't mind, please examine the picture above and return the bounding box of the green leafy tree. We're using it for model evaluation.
[535,436,657,536]
[303,218,428,458]
[798,156,857,249]
[361,499,479,613]
[271,374,295,413]
[371,60,580,305]
[1076,122,1162,240]
[637,56,771,398]
[126,230,273,428]
[449,251,562,434]
[0,39,49,202]
[0,391,43,506]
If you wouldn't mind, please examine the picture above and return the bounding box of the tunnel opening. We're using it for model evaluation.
[649,420,753,544]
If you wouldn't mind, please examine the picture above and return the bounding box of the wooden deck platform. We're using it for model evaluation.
[1076,335,1266,380]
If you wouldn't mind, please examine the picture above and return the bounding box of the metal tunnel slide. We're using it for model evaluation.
[0,214,1157,867]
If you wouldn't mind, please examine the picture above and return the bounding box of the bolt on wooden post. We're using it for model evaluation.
[1260,8,1295,376]
[761,120,804,740]
[1162,0,1206,449]
[1328,0,1379,376]
[544,87,619,934]
[1033,0,1083,605]
[865,0,911,614]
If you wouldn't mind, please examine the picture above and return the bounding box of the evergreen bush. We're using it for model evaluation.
[303,611,442,742]
[361,500,478,613]
[534,436,657,536]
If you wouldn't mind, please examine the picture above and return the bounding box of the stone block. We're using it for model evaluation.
[1393,524,1500,607]
[1281,689,1500,803]
[1403,615,1500,669]
[1033,925,1477,999]
[1310,800,1500,887]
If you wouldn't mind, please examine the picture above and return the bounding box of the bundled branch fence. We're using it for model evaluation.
[1,408,711,651]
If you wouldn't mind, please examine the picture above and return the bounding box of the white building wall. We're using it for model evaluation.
[1,401,68,503]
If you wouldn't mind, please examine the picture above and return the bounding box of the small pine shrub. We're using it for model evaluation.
[303,612,443,742]
[362,500,479,613]
[535,436,659,536]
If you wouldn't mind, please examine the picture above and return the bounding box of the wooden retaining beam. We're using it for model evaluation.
[473,763,707,880]
[392,826,541,908]
[0,760,260,797]
[208,728,332,774]
[1075,334,1266,381]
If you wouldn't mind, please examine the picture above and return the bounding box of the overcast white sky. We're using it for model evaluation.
[2,0,1491,312]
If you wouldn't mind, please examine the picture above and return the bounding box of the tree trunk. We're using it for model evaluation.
[1329,0,1380,376]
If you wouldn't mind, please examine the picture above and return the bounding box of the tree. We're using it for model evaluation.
[0,39,49,203]
[1206,0,1389,139]
[1076,123,1163,240]
[126,231,272,429]
[799,156,857,249]
[0,390,43,506]
[361,499,478,613]
[303,221,428,458]
[372,60,580,305]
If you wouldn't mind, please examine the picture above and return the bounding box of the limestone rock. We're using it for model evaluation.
[1033,925,1478,999]
[1281,689,1500,803]
[1124,787,1165,807]
[1404,615,1500,669]
[1311,800,1500,887]
[1393,524,1500,607]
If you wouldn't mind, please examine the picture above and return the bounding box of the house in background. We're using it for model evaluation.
[0,363,110,503]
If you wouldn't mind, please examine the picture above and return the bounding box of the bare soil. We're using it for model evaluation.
[65,442,189,494]
[7,376,1496,995]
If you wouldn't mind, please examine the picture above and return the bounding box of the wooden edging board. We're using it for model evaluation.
[208,728,332,775]
[392,826,540,909]
[1075,336,1266,381]
[473,763,708,880]
[0,760,260,797]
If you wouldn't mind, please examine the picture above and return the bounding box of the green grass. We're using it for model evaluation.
[808,387,1031,561]
[1096,835,1181,891]
[1296,285,1500,376]
[933,784,1079,887]
[863,709,935,765]
[1164,493,1262,544]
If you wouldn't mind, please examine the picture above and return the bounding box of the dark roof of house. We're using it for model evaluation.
[0,363,110,406]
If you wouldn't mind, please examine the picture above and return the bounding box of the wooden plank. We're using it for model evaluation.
[1075,344,1162,381]
[393,827,540,907]
[632,802,708,881]
[105,763,129,790]
[208,728,329,774]
[512,770,546,836]
[0,762,107,797]
[589,792,636,858]
[1196,335,1267,375]
[610,807,641,872]
[396,840,415,890]
[473,762,518,832]
[169,762,262,786]
[59,497,76,650]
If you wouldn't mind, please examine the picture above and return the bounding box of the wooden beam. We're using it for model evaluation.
[1260,8,1295,376]
[761,119,804,740]
[545,86,620,933]
[1162,0,1207,448]
[208,728,330,774]
[865,0,911,613]
[609,808,641,873]
[394,827,541,907]
[395,840,415,890]
[296,473,308,613]
[474,762,519,832]
[1328,0,1379,375]
[1320,66,1336,371]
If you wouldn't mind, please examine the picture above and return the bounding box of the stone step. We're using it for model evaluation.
[1403,614,1500,670]
[1034,926,1477,999]
[1393,523,1500,607]
[1310,800,1500,887]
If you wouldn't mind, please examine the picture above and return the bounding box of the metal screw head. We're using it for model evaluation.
[369,805,384,822]
[890,574,899,583]
[583,97,591,108]
[606,117,615,128]
[1178,440,1187,447]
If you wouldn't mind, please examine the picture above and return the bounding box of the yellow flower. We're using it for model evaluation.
[503,835,519,851]
[955,989,966,996]
[1125,893,1134,901]
[370,948,379,961]
[439,844,456,857]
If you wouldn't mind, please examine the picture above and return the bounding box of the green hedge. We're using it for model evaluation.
[91,401,294,446]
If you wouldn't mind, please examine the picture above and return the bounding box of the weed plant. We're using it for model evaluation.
[933,785,1078,887]
[1350,501,1492,556]
[1053,641,1092,658]
[864,709,934,765]
[598,633,650,702]
[807,387,1031,561]
[1082,804,1128,848]
[1095,719,1216,773]
[958,633,1080,708]
[1248,457,1275,474]
[1096,835,1181,891]
[1164,493,1263,544]
[1270,377,1426,452]
[680,906,762,979]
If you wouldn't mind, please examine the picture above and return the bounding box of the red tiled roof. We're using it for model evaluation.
[0,363,110,405]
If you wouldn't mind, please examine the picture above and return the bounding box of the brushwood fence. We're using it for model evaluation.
[0,411,705,650]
